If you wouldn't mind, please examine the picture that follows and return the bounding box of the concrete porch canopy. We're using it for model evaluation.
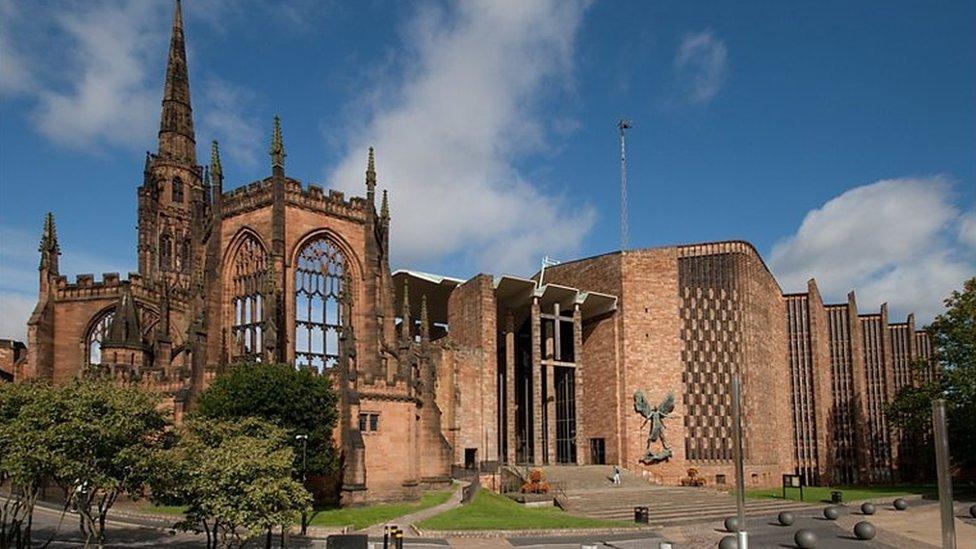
[493,274,617,327]
[392,270,617,330]
[391,270,464,326]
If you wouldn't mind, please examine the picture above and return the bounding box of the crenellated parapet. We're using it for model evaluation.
[219,177,372,223]
[284,179,370,222]
[221,179,275,217]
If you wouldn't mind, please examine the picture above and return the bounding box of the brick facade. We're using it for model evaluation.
[10,1,940,503]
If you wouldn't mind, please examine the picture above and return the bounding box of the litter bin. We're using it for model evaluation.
[634,506,649,523]
[831,490,843,504]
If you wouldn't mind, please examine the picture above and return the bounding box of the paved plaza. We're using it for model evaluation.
[25,494,976,548]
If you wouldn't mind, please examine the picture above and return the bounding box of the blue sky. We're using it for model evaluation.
[1,0,974,340]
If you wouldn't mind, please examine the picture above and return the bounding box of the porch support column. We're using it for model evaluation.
[546,362,556,464]
[531,297,543,465]
[505,312,516,464]
[573,303,584,464]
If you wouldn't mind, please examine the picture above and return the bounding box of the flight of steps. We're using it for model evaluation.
[541,465,813,527]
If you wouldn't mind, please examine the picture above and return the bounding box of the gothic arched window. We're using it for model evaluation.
[294,236,346,372]
[172,177,184,203]
[231,236,267,361]
[86,310,115,366]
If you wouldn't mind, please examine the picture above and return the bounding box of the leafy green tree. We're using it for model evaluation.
[153,417,311,548]
[48,381,169,548]
[0,382,58,549]
[0,380,168,549]
[886,276,976,474]
[195,363,339,476]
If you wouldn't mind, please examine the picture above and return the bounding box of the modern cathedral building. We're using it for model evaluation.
[2,2,937,503]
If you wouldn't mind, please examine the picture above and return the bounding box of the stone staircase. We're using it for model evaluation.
[541,465,813,527]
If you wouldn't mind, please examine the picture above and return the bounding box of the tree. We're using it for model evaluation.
[0,380,169,549]
[47,381,169,548]
[152,417,311,548]
[0,382,57,549]
[886,276,976,475]
[195,363,339,477]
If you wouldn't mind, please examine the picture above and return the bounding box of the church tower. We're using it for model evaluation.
[137,0,205,290]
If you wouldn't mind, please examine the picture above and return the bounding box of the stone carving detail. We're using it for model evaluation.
[634,390,675,464]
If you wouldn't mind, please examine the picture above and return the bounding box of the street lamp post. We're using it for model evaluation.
[731,373,748,549]
[295,434,309,536]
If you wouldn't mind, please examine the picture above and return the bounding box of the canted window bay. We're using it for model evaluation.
[294,236,346,372]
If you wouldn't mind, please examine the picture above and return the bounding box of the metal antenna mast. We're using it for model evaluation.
[618,119,632,250]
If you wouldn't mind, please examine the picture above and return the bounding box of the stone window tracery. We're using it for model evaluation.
[86,310,115,366]
[294,236,346,372]
[231,236,267,362]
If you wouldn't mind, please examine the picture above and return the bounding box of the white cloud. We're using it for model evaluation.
[672,30,727,105]
[198,77,262,169]
[0,0,37,95]
[327,0,595,275]
[31,2,169,151]
[1,1,273,157]
[959,210,976,250]
[770,176,975,323]
[0,292,36,345]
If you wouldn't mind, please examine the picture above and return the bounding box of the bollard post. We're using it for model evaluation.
[394,527,404,549]
[932,399,956,549]
[383,525,389,549]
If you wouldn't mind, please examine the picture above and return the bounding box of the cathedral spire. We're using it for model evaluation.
[400,280,411,343]
[366,146,376,203]
[380,189,389,221]
[38,212,60,273]
[210,140,222,181]
[419,294,430,344]
[157,0,196,165]
[210,140,223,202]
[269,115,286,173]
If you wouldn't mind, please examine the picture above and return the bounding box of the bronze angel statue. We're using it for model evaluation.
[634,390,675,464]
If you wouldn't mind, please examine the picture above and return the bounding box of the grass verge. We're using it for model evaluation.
[416,490,635,531]
[308,487,455,530]
[744,484,936,503]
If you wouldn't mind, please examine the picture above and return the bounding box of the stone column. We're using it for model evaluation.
[531,298,543,465]
[573,304,584,464]
[546,363,556,464]
[505,312,516,464]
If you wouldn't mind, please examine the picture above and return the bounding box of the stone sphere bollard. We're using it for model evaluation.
[724,516,740,533]
[778,511,795,526]
[718,534,738,549]
[860,502,876,515]
[823,506,840,520]
[893,498,908,511]
[794,528,818,549]
[854,521,876,540]
[969,504,976,518]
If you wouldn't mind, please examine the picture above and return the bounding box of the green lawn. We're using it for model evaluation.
[308,487,455,530]
[743,484,936,503]
[417,490,635,531]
